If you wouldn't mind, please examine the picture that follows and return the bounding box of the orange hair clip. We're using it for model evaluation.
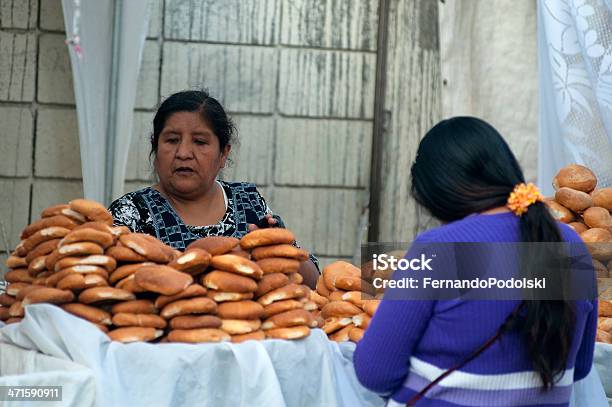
[506,183,544,216]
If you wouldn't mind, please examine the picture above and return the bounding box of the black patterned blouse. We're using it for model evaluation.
[108,181,318,268]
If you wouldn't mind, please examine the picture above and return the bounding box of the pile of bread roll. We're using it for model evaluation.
[1,199,316,344]
[308,261,380,343]
[544,164,612,344]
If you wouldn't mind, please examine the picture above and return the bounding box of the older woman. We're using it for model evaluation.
[109,90,319,287]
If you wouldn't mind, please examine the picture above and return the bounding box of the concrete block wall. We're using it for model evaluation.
[0,0,377,269]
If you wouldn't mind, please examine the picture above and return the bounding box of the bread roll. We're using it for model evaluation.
[330,324,354,342]
[27,256,47,276]
[568,222,589,234]
[316,277,331,297]
[15,285,45,301]
[109,262,155,284]
[554,164,597,192]
[0,293,17,307]
[134,265,193,295]
[44,249,62,271]
[265,326,310,340]
[78,287,135,304]
[155,284,208,309]
[57,273,108,291]
[58,242,104,258]
[596,329,612,344]
[257,284,308,306]
[600,300,612,317]
[9,301,24,317]
[592,188,612,211]
[59,228,114,249]
[21,215,79,240]
[555,187,593,212]
[545,201,575,223]
[309,290,329,308]
[69,199,113,225]
[105,246,147,262]
[169,314,222,330]
[160,297,217,319]
[119,234,174,263]
[240,228,295,250]
[112,299,157,315]
[61,303,112,325]
[217,301,264,320]
[583,207,612,229]
[6,255,27,269]
[256,258,300,274]
[352,312,372,329]
[186,236,239,256]
[598,317,612,333]
[168,248,211,275]
[255,273,289,298]
[262,309,314,330]
[21,227,71,254]
[112,313,167,328]
[349,327,365,342]
[328,291,347,302]
[6,282,29,297]
[262,299,304,318]
[210,255,263,279]
[362,300,381,317]
[323,261,361,291]
[167,328,230,343]
[251,244,309,261]
[57,255,115,274]
[321,301,362,318]
[72,221,114,234]
[22,287,74,305]
[287,272,303,285]
[342,291,374,308]
[25,238,60,263]
[108,327,164,343]
[206,290,254,302]
[221,319,262,335]
[4,268,34,284]
[41,204,69,218]
[231,330,266,343]
[202,270,257,293]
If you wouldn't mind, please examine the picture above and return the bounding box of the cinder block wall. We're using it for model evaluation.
[0,0,378,269]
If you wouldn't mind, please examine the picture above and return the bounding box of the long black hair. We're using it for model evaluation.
[410,117,575,389]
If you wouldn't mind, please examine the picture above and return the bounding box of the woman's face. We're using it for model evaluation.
[154,111,230,199]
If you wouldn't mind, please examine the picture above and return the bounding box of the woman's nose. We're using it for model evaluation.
[175,139,194,158]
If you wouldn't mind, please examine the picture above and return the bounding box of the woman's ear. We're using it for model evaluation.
[220,144,231,168]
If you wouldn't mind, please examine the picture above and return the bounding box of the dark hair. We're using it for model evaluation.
[150,90,236,158]
[410,117,575,389]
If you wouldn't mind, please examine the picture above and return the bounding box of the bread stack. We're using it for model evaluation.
[241,229,315,341]
[2,205,318,345]
[545,164,612,274]
[308,261,380,343]
[597,287,612,344]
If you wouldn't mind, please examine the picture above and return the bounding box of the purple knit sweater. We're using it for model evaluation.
[354,212,597,406]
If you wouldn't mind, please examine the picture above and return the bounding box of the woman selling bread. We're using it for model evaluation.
[354,117,597,406]
[109,90,319,287]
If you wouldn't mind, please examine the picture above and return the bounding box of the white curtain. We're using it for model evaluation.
[538,0,612,196]
[61,0,151,204]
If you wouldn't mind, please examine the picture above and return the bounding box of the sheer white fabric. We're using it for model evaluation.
[538,0,612,195]
[61,0,151,204]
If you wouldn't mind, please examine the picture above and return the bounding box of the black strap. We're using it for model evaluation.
[406,303,524,406]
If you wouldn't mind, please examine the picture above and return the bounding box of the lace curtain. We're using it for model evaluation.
[538,0,612,195]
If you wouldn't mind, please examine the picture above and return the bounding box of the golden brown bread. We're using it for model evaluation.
[583,207,612,229]
[59,228,114,249]
[329,324,354,342]
[255,273,289,297]
[57,273,108,291]
[186,236,239,255]
[255,258,300,274]
[240,228,295,250]
[321,301,362,318]
[231,330,266,343]
[25,238,61,263]
[568,222,588,234]
[155,284,208,309]
[160,297,217,319]
[257,284,308,306]
[217,301,264,320]
[109,262,155,284]
[169,314,222,330]
[61,303,112,325]
[555,187,593,212]
[21,227,71,255]
[58,242,104,258]
[544,201,575,223]
[112,313,167,329]
[6,255,27,269]
[262,299,304,318]
[168,248,211,275]
[261,309,314,330]
[134,265,193,295]
[349,327,365,342]
[78,287,135,304]
[108,327,164,343]
[323,261,361,291]
[202,270,258,293]
[251,244,309,261]
[210,255,263,279]
[22,287,74,305]
[554,164,597,192]
[105,246,148,262]
[21,215,79,240]
[112,299,157,315]
[167,328,230,343]
[119,234,174,263]
[352,312,371,329]
[265,325,310,340]
[220,319,262,335]
[362,300,381,317]
[592,188,612,211]
[4,269,34,284]
[69,199,113,225]
[206,290,254,302]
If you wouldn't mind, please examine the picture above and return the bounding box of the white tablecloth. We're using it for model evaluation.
[0,304,609,406]
[0,304,384,407]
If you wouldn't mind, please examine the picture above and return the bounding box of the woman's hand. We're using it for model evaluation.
[248,214,278,231]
